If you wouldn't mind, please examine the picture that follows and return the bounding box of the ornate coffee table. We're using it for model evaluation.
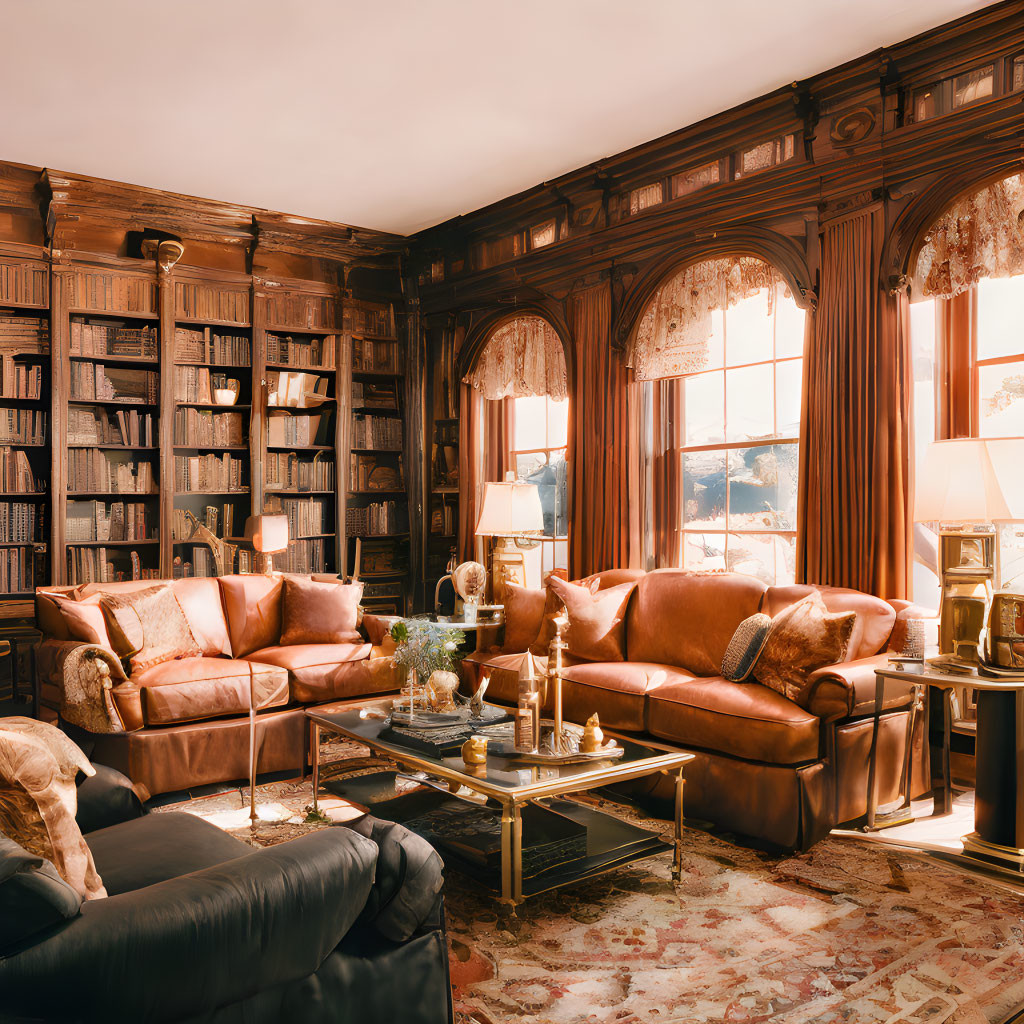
[306,699,694,906]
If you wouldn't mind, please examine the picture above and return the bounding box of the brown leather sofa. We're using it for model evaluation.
[34,575,398,797]
[463,568,932,851]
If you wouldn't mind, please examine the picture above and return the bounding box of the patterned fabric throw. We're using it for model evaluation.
[100,585,201,674]
[721,613,773,682]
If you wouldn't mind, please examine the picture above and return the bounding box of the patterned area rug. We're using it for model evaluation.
[156,741,1024,1024]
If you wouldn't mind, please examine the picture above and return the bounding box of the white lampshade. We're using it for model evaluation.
[244,514,289,553]
[475,473,544,537]
[914,438,1024,523]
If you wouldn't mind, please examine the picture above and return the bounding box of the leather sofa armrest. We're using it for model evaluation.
[800,654,899,720]
[38,640,132,735]
[0,828,379,1022]
[75,764,147,834]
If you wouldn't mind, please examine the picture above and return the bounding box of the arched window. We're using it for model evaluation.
[628,255,806,584]
[462,315,569,583]
[910,172,1024,602]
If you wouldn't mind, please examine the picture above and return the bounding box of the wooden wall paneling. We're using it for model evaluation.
[157,263,176,579]
[0,245,49,309]
[49,265,70,585]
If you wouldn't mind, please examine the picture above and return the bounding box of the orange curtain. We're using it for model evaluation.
[457,383,509,564]
[936,288,976,439]
[651,378,683,566]
[797,206,912,598]
[568,281,634,577]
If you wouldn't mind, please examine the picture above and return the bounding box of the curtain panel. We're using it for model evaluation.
[457,383,510,563]
[797,206,912,599]
[568,282,636,577]
[462,315,567,400]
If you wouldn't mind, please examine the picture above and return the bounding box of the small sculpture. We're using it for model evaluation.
[427,670,459,712]
[581,713,604,754]
[469,675,489,718]
[461,735,488,766]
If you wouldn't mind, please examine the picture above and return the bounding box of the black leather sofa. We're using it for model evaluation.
[0,767,454,1023]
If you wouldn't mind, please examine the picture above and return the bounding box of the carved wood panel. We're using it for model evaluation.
[56,265,158,316]
[174,279,251,326]
[0,255,49,308]
[261,289,340,331]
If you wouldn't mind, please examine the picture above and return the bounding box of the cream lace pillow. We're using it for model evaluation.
[100,585,201,675]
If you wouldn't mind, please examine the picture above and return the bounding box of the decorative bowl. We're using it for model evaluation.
[213,388,238,406]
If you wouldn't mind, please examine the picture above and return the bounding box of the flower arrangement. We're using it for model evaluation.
[389,618,466,678]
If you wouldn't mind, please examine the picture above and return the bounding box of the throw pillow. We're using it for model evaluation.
[721,613,773,682]
[547,576,636,662]
[0,718,106,901]
[501,582,547,654]
[280,577,363,645]
[100,585,201,674]
[49,594,115,653]
[219,574,284,657]
[754,592,857,703]
[529,574,600,656]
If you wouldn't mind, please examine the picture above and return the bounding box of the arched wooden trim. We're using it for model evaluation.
[884,157,1024,295]
[611,227,815,351]
[456,301,575,386]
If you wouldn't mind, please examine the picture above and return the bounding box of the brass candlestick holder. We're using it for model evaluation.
[548,612,570,753]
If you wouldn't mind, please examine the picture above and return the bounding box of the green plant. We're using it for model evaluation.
[389,618,466,677]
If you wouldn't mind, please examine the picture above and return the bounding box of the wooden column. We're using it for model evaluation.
[48,262,71,585]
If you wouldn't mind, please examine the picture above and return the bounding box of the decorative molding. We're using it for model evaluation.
[829,106,877,148]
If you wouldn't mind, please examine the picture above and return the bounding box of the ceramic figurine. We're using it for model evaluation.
[427,670,459,712]
[581,713,604,753]
[461,734,488,765]
[469,675,489,718]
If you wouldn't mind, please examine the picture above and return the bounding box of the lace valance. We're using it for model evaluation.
[627,256,782,381]
[913,172,1024,300]
[463,316,567,400]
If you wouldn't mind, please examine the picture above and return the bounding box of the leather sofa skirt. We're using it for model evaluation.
[89,705,307,797]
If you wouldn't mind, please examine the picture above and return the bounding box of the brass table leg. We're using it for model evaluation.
[500,800,523,907]
[311,722,321,816]
[673,768,685,882]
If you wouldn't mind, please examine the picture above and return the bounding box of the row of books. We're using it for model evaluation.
[173,454,246,493]
[171,504,237,541]
[271,538,328,574]
[351,380,398,410]
[0,315,49,349]
[266,497,329,540]
[173,366,240,405]
[66,501,154,543]
[345,500,408,537]
[349,453,404,491]
[353,536,409,577]
[0,502,42,543]
[264,453,334,492]
[70,320,157,360]
[0,362,42,400]
[352,338,400,374]
[345,304,393,338]
[71,363,159,404]
[430,502,455,537]
[0,547,39,592]
[67,451,156,494]
[351,414,402,450]
[173,409,245,448]
[267,411,328,447]
[265,333,336,370]
[0,447,40,492]
[68,407,155,447]
[172,547,214,579]
[66,547,160,586]
[174,327,251,365]
[0,409,45,445]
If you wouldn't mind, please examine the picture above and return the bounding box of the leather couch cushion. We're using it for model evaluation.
[132,657,290,726]
[244,643,382,703]
[549,576,635,662]
[219,574,283,657]
[560,661,688,732]
[761,584,896,661]
[171,578,232,658]
[501,582,547,654]
[626,570,767,675]
[280,577,362,645]
[86,811,254,895]
[648,676,820,765]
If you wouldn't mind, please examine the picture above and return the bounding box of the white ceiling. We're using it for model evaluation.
[1,0,990,236]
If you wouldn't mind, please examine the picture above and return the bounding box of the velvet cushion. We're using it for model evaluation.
[548,576,635,662]
[0,718,106,900]
[0,834,82,954]
[501,582,547,654]
[50,593,114,652]
[219,574,284,657]
[753,591,857,703]
[100,585,201,674]
[529,575,599,656]
[280,577,362,645]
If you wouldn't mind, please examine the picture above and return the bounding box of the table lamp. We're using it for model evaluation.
[915,438,1023,664]
[244,514,289,575]
[475,471,543,602]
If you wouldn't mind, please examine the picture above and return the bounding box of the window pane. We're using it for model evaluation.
[547,398,569,449]
[977,275,1024,361]
[952,65,994,109]
[726,364,774,441]
[725,289,773,366]
[681,532,726,572]
[978,360,1024,436]
[683,371,724,445]
[728,444,798,531]
[775,359,802,437]
[517,451,564,538]
[774,287,806,358]
[682,451,726,529]
[513,395,547,451]
[727,533,796,585]
[705,309,725,370]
